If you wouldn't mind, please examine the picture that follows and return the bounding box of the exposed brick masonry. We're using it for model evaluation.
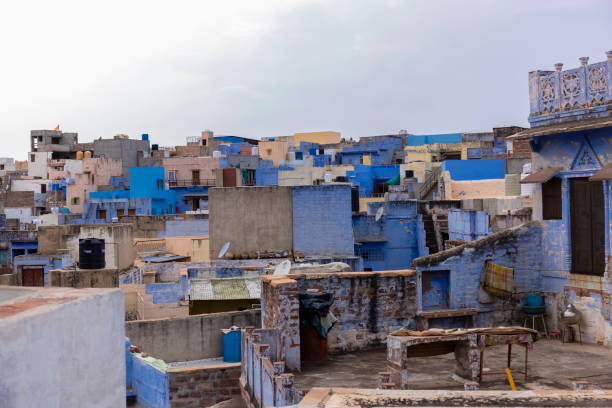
[168,364,241,408]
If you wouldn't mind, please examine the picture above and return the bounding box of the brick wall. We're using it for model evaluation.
[261,278,300,371]
[168,364,241,407]
[4,191,34,208]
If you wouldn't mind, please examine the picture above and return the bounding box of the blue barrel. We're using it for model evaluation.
[221,328,241,363]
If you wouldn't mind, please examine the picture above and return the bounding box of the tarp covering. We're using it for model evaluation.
[299,292,337,339]
[385,175,400,185]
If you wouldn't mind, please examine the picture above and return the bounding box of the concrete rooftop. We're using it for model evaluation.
[294,340,612,391]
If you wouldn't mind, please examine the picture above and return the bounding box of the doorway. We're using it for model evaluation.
[22,267,44,286]
[422,270,450,310]
[570,178,605,276]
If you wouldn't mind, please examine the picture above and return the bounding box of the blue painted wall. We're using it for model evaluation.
[416,224,543,326]
[292,185,354,258]
[338,135,404,166]
[145,275,188,304]
[9,241,37,266]
[407,133,462,146]
[157,219,209,238]
[172,186,209,213]
[130,167,176,215]
[353,200,420,271]
[131,355,170,408]
[448,209,489,241]
[442,159,506,180]
[256,168,278,186]
[346,165,399,197]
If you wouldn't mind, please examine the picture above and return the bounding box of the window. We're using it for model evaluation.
[30,154,35,162]
[542,177,562,220]
[358,248,384,262]
[71,197,80,205]
[51,137,61,144]
[40,184,46,194]
[0,164,4,170]
[98,209,106,219]
[156,179,164,190]
[168,170,177,181]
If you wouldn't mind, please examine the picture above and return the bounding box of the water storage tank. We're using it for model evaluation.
[79,238,105,269]
[84,151,92,158]
[76,151,84,160]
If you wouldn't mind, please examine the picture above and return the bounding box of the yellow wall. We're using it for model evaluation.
[293,131,341,146]
[359,197,385,213]
[258,140,289,166]
[191,238,210,261]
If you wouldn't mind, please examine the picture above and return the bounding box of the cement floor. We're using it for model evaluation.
[294,339,612,391]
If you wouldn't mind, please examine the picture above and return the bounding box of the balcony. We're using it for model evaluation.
[528,51,612,127]
[168,179,216,188]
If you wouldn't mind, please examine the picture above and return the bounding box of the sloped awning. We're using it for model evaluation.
[590,163,612,181]
[520,167,563,184]
[188,277,261,301]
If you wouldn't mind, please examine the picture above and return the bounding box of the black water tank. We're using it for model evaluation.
[351,186,360,213]
[152,144,159,151]
[79,239,105,269]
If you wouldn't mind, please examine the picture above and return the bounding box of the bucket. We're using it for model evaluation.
[221,327,241,363]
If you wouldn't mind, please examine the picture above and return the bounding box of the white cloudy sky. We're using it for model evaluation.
[0,0,611,158]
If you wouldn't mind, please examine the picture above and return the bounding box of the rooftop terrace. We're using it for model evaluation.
[294,340,612,391]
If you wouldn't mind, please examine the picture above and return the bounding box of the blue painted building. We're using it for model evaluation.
[172,186,210,213]
[77,167,176,223]
[346,165,399,197]
[353,199,425,271]
[337,135,405,166]
[411,52,612,344]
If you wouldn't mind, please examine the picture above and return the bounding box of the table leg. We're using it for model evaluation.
[524,345,529,381]
[479,349,484,383]
[507,344,512,369]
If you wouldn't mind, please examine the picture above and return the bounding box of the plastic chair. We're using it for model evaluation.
[522,293,548,338]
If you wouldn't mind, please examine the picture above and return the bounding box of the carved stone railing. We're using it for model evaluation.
[528,51,612,127]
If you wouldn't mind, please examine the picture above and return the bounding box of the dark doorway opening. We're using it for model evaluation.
[570,178,605,276]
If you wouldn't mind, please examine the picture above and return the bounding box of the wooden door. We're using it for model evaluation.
[570,178,605,276]
[421,270,450,310]
[22,267,44,286]
[192,170,200,186]
[222,168,237,187]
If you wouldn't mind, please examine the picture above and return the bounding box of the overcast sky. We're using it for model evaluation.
[1,0,611,159]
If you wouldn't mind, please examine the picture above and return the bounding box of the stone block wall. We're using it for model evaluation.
[168,364,241,407]
[262,270,418,370]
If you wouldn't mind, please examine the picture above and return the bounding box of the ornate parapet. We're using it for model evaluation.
[528,51,612,127]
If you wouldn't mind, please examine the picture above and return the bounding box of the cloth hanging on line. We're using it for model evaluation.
[482,260,514,299]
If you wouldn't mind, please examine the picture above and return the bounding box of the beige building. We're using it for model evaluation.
[293,131,341,146]
[65,158,122,214]
[258,140,289,167]
[162,156,219,186]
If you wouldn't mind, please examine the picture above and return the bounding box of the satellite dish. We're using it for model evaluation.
[274,260,291,275]
[218,242,230,259]
[375,206,384,222]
